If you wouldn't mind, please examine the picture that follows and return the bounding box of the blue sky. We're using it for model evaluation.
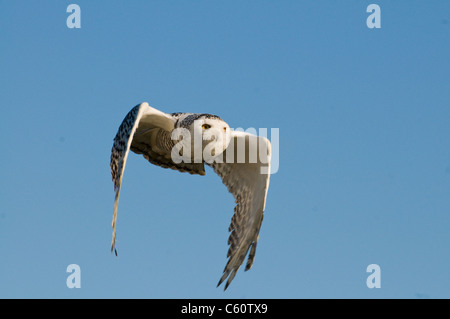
[1,1,449,298]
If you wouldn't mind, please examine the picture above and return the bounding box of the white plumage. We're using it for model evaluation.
[110,102,271,290]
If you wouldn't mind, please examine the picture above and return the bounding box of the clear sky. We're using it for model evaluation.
[1,1,449,299]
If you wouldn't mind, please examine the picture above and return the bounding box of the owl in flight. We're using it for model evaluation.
[110,102,271,290]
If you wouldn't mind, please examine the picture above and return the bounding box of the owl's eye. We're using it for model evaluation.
[202,124,211,130]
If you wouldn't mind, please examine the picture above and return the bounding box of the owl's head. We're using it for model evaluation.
[191,114,231,162]
[172,113,232,163]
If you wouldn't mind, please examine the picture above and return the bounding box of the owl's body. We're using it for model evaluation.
[110,102,271,290]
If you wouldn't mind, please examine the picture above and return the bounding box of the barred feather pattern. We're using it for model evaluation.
[110,104,144,255]
[111,104,141,191]
[208,160,266,290]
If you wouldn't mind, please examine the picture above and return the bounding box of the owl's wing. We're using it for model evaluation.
[208,130,271,290]
[110,102,204,255]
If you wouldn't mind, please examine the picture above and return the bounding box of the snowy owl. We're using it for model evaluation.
[110,102,271,290]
